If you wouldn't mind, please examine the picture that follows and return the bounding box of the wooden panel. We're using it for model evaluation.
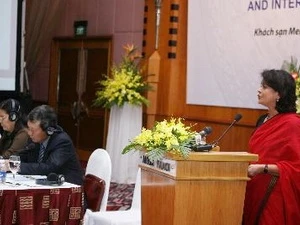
[173,180,246,225]
[77,115,106,149]
[57,49,79,107]
[56,112,78,146]
[141,151,257,180]
[141,152,257,225]
[77,149,93,162]
[83,48,109,106]
[142,170,175,225]
[142,167,247,225]
[142,0,267,152]
[48,37,112,162]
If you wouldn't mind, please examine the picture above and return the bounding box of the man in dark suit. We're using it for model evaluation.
[19,105,84,185]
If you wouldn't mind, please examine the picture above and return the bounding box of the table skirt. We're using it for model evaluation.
[0,186,84,225]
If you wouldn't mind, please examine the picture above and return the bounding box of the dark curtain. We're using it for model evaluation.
[24,0,67,92]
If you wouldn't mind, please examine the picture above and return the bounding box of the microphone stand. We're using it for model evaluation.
[192,114,242,152]
[211,120,238,148]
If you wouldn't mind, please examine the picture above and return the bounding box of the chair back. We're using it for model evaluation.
[83,168,141,225]
[130,168,141,210]
[85,148,112,211]
[83,174,106,212]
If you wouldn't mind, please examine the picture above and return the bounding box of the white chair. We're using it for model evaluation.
[83,168,141,225]
[85,148,112,212]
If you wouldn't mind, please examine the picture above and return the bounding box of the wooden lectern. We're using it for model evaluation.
[140,151,258,225]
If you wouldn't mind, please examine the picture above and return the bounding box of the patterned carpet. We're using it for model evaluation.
[106,182,135,211]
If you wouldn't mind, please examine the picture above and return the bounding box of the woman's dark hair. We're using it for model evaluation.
[261,69,296,113]
[0,98,25,132]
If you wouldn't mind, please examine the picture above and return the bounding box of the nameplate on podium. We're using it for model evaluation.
[141,154,177,177]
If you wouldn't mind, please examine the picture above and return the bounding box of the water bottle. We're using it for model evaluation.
[0,156,7,184]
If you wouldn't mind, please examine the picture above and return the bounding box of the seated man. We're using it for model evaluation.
[19,105,84,185]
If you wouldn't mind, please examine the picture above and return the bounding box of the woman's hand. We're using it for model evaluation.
[248,164,264,177]
[248,163,279,177]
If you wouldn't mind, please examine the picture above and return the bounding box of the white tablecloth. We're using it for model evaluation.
[0,173,79,190]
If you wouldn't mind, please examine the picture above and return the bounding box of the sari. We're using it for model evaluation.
[243,113,300,225]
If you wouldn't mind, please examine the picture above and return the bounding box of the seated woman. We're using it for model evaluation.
[0,98,29,158]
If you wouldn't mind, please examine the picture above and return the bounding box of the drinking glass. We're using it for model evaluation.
[9,155,21,179]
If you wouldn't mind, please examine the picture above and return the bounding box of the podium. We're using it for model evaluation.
[140,151,258,225]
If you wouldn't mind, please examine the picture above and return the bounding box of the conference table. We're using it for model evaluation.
[0,173,84,225]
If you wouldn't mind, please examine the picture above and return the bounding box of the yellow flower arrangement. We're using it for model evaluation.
[281,56,300,112]
[94,44,151,108]
[122,118,197,162]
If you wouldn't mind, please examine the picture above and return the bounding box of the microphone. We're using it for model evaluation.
[193,126,213,152]
[210,113,243,147]
[199,126,212,137]
[195,126,212,145]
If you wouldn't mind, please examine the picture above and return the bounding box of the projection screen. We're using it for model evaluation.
[0,0,22,92]
[187,0,300,109]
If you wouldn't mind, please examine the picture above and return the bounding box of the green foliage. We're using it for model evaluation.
[94,44,152,108]
[122,118,197,162]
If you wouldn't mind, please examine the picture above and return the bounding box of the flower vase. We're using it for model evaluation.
[106,102,142,183]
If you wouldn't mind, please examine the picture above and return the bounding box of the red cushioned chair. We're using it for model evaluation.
[83,174,106,212]
[84,168,141,225]
[85,148,112,212]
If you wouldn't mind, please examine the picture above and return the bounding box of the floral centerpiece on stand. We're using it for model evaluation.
[94,44,151,108]
[281,56,300,112]
[122,118,197,162]
[93,44,152,183]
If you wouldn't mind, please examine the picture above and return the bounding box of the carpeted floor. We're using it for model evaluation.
[106,182,135,211]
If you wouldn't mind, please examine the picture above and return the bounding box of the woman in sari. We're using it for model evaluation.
[243,69,300,225]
